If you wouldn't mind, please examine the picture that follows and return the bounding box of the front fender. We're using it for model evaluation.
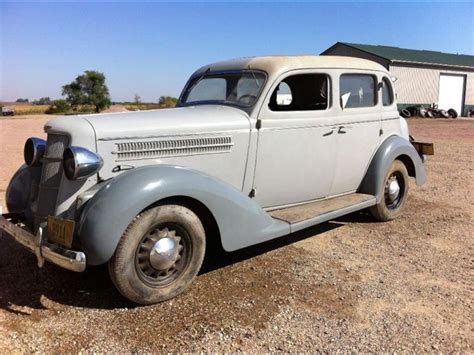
[359,135,426,203]
[78,165,289,265]
[5,164,42,229]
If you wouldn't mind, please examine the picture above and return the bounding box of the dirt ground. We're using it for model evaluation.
[0,118,472,352]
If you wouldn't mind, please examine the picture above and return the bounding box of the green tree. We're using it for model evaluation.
[62,71,111,113]
[33,97,51,105]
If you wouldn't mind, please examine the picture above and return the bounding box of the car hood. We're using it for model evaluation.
[80,105,250,141]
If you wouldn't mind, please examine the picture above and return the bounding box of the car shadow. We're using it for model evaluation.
[0,211,371,312]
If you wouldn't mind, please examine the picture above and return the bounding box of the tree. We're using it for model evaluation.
[33,97,51,105]
[134,93,141,104]
[16,98,29,103]
[62,70,111,113]
[158,96,177,108]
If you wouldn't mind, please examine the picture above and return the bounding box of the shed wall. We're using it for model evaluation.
[390,64,474,114]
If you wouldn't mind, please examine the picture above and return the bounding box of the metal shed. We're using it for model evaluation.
[321,42,474,116]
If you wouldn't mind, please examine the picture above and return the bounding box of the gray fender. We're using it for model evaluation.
[6,164,42,229]
[78,165,290,265]
[359,135,426,203]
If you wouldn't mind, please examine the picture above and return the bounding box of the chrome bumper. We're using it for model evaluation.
[0,214,86,272]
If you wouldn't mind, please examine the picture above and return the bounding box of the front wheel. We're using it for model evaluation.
[108,204,206,305]
[370,160,409,221]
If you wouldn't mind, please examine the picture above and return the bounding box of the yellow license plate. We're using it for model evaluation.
[47,216,75,248]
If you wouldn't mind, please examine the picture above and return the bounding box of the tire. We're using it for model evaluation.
[406,106,418,117]
[426,110,434,119]
[370,160,409,222]
[400,109,411,118]
[108,204,206,305]
[448,109,458,118]
[439,109,449,118]
[419,108,427,118]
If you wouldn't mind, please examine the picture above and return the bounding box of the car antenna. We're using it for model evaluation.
[248,65,261,89]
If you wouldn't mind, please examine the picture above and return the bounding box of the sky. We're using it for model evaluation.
[1,1,473,103]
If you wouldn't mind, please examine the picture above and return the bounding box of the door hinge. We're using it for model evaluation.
[256,120,262,130]
[249,188,256,198]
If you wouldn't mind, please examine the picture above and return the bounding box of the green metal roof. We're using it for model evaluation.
[340,42,474,68]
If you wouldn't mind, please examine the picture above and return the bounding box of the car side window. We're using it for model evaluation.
[269,74,329,111]
[382,77,394,106]
[340,74,376,109]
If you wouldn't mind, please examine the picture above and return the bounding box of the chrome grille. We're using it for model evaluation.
[34,134,69,229]
[113,136,234,161]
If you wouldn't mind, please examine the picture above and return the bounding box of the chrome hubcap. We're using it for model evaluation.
[387,179,400,203]
[149,236,179,270]
[136,226,187,287]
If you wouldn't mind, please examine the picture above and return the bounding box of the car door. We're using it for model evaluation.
[252,71,338,208]
[328,71,382,196]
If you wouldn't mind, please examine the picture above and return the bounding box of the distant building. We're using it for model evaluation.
[321,42,474,115]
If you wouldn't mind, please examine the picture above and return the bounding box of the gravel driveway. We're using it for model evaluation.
[0,118,472,352]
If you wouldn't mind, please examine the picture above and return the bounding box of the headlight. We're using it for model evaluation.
[24,137,46,167]
[63,146,103,180]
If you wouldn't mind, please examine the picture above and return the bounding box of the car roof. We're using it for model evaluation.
[193,55,387,77]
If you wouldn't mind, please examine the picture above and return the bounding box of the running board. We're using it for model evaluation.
[269,193,376,233]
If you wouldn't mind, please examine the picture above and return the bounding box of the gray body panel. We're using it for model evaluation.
[4,56,429,271]
[78,165,290,265]
[359,135,426,202]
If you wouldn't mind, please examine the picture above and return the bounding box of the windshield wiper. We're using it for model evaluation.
[248,65,261,89]
[190,67,210,91]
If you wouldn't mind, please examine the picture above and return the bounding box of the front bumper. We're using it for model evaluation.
[0,214,86,272]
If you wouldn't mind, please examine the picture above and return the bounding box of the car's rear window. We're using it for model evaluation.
[340,74,377,108]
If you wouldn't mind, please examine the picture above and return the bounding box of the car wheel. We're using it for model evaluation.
[108,204,206,305]
[370,160,409,222]
[448,108,458,118]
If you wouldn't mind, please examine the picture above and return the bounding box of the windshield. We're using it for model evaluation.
[180,71,266,107]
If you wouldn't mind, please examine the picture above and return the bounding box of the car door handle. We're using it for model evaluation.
[338,126,347,134]
[323,127,337,137]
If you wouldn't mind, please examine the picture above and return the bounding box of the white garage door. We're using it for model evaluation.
[438,74,465,114]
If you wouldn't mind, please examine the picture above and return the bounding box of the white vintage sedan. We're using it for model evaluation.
[1,56,432,304]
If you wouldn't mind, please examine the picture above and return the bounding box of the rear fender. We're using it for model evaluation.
[78,165,289,265]
[359,135,426,203]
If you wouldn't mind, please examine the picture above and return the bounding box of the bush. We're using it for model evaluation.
[46,100,71,114]
[158,96,177,108]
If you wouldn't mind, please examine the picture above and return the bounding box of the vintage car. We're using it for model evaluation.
[1,56,433,304]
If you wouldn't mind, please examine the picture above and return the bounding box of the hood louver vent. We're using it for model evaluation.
[113,136,234,161]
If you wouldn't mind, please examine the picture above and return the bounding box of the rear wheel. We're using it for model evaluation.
[108,204,206,305]
[370,160,409,221]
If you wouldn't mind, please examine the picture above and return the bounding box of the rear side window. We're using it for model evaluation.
[340,74,376,108]
[269,73,329,112]
[382,77,394,106]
